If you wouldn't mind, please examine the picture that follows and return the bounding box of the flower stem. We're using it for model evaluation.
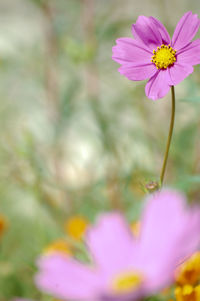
[160,86,176,186]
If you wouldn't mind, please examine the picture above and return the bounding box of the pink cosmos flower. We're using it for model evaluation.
[35,190,200,301]
[112,12,200,100]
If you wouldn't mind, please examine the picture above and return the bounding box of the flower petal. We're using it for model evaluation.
[112,38,152,65]
[145,70,171,100]
[139,190,186,266]
[35,254,102,300]
[118,63,157,81]
[172,11,200,51]
[149,17,171,45]
[178,207,200,257]
[101,288,144,301]
[86,213,136,276]
[168,63,193,85]
[137,190,200,292]
[177,39,200,65]
[132,16,163,50]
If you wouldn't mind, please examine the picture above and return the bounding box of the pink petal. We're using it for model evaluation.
[112,38,152,65]
[149,17,171,45]
[132,16,163,51]
[118,63,157,81]
[177,39,200,65]
[86,213,136,276]
[172,11,200,51]
[137,190,200,292]
[178,207,200,257]
[138,191,186,278]
[35,254,102,301]
[145,70,171,100]
[101,288,144,301]
[168,63,193,85]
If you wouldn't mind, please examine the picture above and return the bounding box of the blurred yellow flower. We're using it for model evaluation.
[130,221,140,237]
[175,284,200,301]
[43,239,71,256]
[172,252,200,301]
[176,252,200,286]
[0,214,8,237]
[64,216,89,240]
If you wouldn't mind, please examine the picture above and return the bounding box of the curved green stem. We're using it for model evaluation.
[160,86,176,186]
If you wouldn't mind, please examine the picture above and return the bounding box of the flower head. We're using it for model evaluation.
[64,215,89,241]
[176,252,200,286]
[112,12,200,100]
[130,221,140,237]
[171,252,200,301]
[35,190,200,301]
[175,284,200,301]
[43,239,72,256]
[0,214,8,237]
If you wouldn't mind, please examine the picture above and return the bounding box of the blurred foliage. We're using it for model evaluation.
[0,0,200,300]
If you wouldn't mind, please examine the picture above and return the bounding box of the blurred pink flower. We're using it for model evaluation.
[35,190,200,301]
[112,12,200,100]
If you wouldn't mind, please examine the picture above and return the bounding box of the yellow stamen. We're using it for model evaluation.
[151,44,176,69]
[111,271,143,293]
[64,216,89,240]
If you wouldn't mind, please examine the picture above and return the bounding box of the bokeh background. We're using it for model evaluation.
[0,0,200,300]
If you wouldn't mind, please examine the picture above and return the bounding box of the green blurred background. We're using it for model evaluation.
[0,0,200,300]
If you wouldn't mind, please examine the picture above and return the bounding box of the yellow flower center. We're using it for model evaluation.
[151,44,176,69]
[111,271,143,293]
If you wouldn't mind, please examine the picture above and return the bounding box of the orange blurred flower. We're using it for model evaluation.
[176,252,200,286]
[43,239,71,256]
[175,284,200,301]
[130,221,140,237]
[64,216,89,240]
[0,214,8,237]
[172,252,200,301]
